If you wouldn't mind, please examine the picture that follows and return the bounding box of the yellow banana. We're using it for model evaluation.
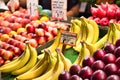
[85,18,99,43]
[74,42,91,66]
[94,34,108,49]
[16,49,50,80]
[47,50,64,80]
[33,49,57,80]
[0,43,30,73]
[11,44,38,75]
[56,48,72,71]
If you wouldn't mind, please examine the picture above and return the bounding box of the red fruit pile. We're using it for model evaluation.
[58,38,120,80]
[89,2,120,27]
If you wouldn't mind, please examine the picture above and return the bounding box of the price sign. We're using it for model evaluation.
[27,0,38,16]
[79,2,87,13]
[52,0,67,20]
[60,31,77,46]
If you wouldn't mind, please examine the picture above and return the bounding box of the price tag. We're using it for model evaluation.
[60,31,77,46]
[0,0,8,10]
[51,0,67,20]
[79,2,87,13]
[27,0,38,16]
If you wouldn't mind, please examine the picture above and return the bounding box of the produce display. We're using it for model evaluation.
[89,2,120,27]
[1,1,120,80]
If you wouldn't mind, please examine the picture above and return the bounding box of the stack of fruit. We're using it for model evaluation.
[89,2,120,27]
[58,38,120,80]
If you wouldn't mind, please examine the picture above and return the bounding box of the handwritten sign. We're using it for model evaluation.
[27,0,38,16]
[60,31,77,46]
[51,0,67,20]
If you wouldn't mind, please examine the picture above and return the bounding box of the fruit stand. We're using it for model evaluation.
[0,0,120,80]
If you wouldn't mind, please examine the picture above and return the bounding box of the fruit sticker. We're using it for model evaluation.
[60,31,77,46]
[27,0,39,16]
[51,0,67,20]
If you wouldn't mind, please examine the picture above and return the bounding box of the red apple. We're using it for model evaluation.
[35,28,45,37]
[45,32,54,41]
[36,36,47,45]
[29,39,38,48]
[0,56,5,66]
[91,70,107,80]
[93,49,106,60]
[104,63,119,75]
[2,50,13,60]
[91,60,105,71]
[102,53,116,64]
[26,25,36,33]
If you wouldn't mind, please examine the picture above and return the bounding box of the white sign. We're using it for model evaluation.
[52,0,67,20]
[60,31,77,46]
[27,0,38,16]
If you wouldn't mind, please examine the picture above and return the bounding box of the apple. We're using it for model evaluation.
[91,60,105,71]
[82,56,95,67]
[93,49,106,60]
[104,43,116,53]
[35,28,45,37]
[45,32,54,41]
[115,57,120,68]
[11,22,22,31]
[58,71,71,80]
[114,46,120,58]
[0,56,5,66]
[69,64,82,75]
[29,39,38,48]
[78,66,93,79]
[102,53,116,64]
[70,75,82,80]
[26,25,36,33]
[91,70,107,80]
[2,50,14,60]
[106,75,120,80]
[36,36,47,45]
[104,63,119,75]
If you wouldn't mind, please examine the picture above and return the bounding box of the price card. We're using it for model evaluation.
[27,0,38,16]
[60,31,77,46]
[79,2,87,13]
[51,0,67,20]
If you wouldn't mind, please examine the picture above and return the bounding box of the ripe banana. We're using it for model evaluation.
[0,43,30,73]
[11,44,38,75]
[16,49,50,80]
[56,48,72,71]
[74,42,91,66]
[85,18,99,43]
[33,49,57,80]
[47,50,64,80]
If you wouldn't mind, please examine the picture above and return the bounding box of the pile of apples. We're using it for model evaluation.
[0,8,69,66]
[58,39,120,80]
[89,2,120,27]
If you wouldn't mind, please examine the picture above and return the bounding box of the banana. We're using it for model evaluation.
[33,49,57,80]
[47,50,64,80]
[11,44,38,75]
[85,18,99,43]
[84,41,96,56]
[0,43,30,73]
[112,23,120,44]
[82,18,94,43]
[56,48,72,71]
[74,42,91,66]
[94,34,108,49]
[16,49,50,80]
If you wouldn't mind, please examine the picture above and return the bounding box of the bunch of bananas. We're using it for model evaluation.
[0,43,38,75]
[15,48,72,80]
